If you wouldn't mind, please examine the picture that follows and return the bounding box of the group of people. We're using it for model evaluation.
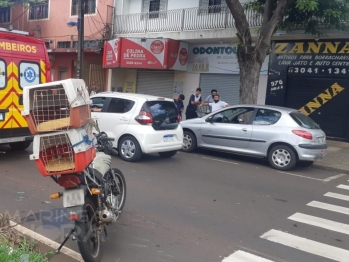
[174,88,230,120]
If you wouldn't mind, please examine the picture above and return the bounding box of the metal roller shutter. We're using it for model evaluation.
[286,76,349,139]
[199,74,240,105]
[136,70,174,98]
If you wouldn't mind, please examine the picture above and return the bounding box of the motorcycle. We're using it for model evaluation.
[50,125,126,262]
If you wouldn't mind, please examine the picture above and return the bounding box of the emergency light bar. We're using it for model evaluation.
[0,27,32,36]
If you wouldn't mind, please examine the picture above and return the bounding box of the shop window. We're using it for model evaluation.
[58,41,71,49]
[29,0,49,20]
[71,0,96,16]
[0,7,10,23]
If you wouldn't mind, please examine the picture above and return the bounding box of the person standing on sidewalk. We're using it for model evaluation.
[205,89,218,113]
[174,94,185,118]
[200,94,229,112]
[185,88,202,119]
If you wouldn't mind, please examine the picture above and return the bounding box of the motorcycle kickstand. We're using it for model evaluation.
[56,227,76,254]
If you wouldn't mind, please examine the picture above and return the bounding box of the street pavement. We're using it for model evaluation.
[1,144,349,262]
[313,139,349,174]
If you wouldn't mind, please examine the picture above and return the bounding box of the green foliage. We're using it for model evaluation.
[246,0,349,35]
[0,0,43,8]
[0,236,53,262]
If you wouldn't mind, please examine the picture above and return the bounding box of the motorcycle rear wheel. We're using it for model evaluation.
[75,197,103,262]
[111,168,127,212]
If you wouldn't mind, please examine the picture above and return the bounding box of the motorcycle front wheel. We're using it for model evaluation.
[75,196,103,262]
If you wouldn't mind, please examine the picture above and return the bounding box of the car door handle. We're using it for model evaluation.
[242,128,248,132]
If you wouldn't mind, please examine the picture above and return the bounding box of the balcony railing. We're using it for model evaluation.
[115,5,262,34]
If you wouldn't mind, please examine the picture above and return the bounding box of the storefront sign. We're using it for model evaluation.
[187,43,269,74]
[103,39,120,68]
[120,38,166,69]
[266,40,349,105]
[103,38,188,71]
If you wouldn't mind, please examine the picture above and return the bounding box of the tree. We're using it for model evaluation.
[0,0,42,8]
[225,0,349,104]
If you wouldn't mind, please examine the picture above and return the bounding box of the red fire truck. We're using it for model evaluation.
[0,27,51,150]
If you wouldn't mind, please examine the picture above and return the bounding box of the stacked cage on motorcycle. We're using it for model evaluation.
[24,79,95,176]
[22,79,91,134]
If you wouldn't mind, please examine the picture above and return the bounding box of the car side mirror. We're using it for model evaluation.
[238,118,244,123]
[206,116,213,123]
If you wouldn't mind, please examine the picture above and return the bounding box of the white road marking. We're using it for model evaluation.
[277,172,346,182]
[323,173,347,182]
[288,212,349,235]
[325,192,349,202]
[260,229,349,262]
[201,157,239,165]
[307,201,349,215]
[277,171,323,181]
[9,221,83,261]
[222,250,275,262]
[338,184,349,190]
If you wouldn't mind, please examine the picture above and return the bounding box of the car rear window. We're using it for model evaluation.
[290,112,320,129]
[142,101,179,131]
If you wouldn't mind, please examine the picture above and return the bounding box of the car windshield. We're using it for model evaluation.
[290,112,320,129]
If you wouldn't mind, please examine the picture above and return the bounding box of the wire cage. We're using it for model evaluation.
[22,79,91,134]
[30,125,96,177]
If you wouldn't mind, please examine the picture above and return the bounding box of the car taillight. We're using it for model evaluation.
[177,114,181,122]
[292,130,313,140]
[135,110,153,125]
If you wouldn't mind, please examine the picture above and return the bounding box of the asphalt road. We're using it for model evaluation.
[0,144,349,262]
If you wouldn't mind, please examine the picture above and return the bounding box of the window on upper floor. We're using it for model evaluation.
[71,0,96,16]
[199,0,222,14]
[29,0,49,20]
[57,41,71,48]
[0,7,10,23]
[142,0,167,19]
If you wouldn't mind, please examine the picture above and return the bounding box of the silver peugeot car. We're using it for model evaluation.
[180,105,327,171]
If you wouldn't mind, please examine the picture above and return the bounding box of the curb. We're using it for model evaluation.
[312,164,349,175]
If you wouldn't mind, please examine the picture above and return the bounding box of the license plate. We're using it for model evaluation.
[163,135,174,142]
[63,189,85,208]
[317,137,325,143]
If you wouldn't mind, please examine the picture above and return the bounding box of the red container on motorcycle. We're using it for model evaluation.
[29,125,96,176]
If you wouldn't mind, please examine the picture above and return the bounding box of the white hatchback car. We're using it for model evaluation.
[90,92,183,162]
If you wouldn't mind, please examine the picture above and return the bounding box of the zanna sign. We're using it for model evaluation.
[274,42,349,54]
[299,83,344,116]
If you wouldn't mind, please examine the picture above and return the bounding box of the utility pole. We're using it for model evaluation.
[77,0,85,79]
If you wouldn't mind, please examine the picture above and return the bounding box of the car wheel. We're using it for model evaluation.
[297,160,314,168]
[118,136,142,162]
[182,131,197,152]
[158,150,177,158]
[9,141,31,151]
[268,144,297,171]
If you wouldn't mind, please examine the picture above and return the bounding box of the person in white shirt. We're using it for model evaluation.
[200,94,230,112]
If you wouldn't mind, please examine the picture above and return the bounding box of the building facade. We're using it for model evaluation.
[106,0,269,111]
[0,0,113,90]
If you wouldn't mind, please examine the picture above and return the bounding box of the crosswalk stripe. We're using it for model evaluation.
[337,184,349,190]
[307,201,349,215]
[324,192,349,201]
[222,250,275,262]
[260,229,349,262]
[288,212,349,235]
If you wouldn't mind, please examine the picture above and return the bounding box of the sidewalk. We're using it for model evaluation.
[313,140,349,174]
